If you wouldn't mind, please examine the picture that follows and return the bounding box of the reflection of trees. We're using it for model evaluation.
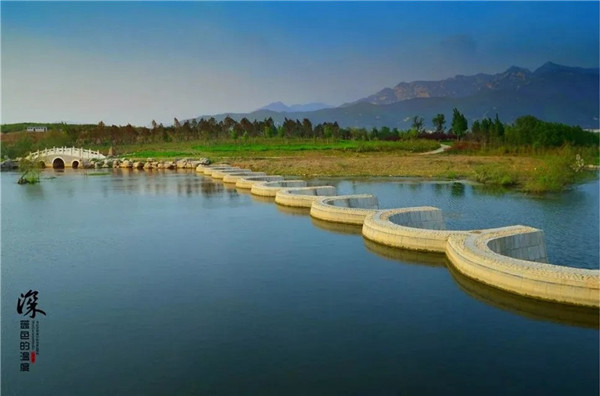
[226,188,239,199]
[471,184,510,197]
[451,182,465,197]
[408,182,422,192]
[20,182,45,200]
[200,179,224,197]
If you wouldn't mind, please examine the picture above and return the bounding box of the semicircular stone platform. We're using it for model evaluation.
[275,186,337,208]
[236,175,285,189]
[310,194,379,225]
[251,180,308,197]
[223,172,267,184]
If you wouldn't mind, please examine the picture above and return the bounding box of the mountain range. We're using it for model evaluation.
[195,62,599,129]
[258,101,333,113]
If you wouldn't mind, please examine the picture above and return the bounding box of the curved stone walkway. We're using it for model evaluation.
[196,163,600,308]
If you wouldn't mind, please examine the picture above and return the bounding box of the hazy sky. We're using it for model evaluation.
[2,1,599,126]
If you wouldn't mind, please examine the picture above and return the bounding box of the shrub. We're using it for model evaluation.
[523,145,589,193]
[17,159,41,185]
[474,164,518,187]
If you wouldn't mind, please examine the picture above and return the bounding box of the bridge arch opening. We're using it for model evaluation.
[72,160,80,169]
[52,158,65,169]
[38,161,46,169]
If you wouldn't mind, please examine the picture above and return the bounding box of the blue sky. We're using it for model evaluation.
[2,1,599,125]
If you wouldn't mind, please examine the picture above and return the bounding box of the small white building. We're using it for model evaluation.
[27,126,48,132]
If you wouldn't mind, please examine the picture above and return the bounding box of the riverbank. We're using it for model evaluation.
[3,135,598,192]
[122,143,598,193]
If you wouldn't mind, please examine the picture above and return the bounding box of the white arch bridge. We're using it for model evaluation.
[26,147,106,169]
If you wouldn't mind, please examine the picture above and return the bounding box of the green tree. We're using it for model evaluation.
[302,118,313,138]
[432,113,446,133]
[277,126,285,138]
[493,113,505,138]
[451,108,468,140]
[324,125,333,140]
[411,116,425,133]
[264,124,276,138]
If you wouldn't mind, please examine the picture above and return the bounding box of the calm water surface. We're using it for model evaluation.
[2,170,598,395]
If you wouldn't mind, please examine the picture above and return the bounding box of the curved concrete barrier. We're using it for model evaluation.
[275,186,337,208]
[202,166,238,176]
[195,164,230,173]
[222,172,266,184]
[236,175,284,189]
[363,207,469,253]
[251,180,308,197]
[208,168,246,178]
[191,163,599,308]
[310,194,379,225]
[446,226,600,307]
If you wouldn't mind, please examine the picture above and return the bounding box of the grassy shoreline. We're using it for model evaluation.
[113,140,598,193]
[3,134,597,192]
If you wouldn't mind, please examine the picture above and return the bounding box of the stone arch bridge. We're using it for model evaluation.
[26,147,106,169]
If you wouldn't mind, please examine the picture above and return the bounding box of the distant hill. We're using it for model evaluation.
[194,62,599,129]
[344,65,534,106]
[257,101,334,112]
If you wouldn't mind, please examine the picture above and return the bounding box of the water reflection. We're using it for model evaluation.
[276,205,311,217]
[363,239,446,267]
[200,178,225,196]
[19,183,45,200]
[471,184,512,196]
[447,262,600,329]
[451,182,465,197]
[250,194,276,205]
[311,217,363,235]
[2,170,598,395]
[408,182,422,192]
[364,238,598,329]
[432,183,444,196]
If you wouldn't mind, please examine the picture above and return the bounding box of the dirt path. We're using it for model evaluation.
[419,143,451,155]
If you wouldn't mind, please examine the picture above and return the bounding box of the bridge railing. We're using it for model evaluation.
[27,147,106,160]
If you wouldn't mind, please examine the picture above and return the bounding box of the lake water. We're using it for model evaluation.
[2,170,598,395]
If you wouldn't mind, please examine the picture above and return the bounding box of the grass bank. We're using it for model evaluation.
[121,139,598,193]
[116,139,598,193]
[4,134,597,193]
[121,139,440,158]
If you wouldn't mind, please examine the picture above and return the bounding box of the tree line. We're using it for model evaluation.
[5,116,455,149]
[414,109,597,147]
[1,108,597,159]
